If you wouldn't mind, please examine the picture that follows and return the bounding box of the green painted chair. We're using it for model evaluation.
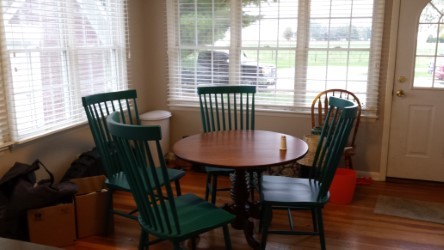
[259,96,358,250]
[197,85,259,205]
[82,90,185,222]
[310,89,362,169]
[106,111,235,250]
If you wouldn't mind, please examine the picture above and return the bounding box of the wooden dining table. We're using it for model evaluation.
[173,130,308,249]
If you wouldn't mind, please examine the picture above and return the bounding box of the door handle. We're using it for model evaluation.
[396,89,405,97]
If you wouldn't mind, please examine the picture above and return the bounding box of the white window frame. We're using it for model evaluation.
[166,0,385,117]
[0,0,129,148]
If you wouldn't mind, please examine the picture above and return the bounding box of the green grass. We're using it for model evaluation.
[180,41,373,70]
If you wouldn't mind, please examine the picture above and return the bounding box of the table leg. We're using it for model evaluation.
[223,169,260,249]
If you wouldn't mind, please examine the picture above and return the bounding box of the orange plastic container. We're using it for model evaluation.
[329,168,357,204]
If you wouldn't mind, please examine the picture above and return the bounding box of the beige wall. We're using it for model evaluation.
[0,0,393,181]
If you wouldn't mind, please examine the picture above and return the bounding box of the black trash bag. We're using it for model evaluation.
[60,148,106,182]
[0,160,78,240]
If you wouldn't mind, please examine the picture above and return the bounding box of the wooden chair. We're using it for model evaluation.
[82,90,185,222]
[197,85,258,205]
[106,111,235,250]
[311,89,361,168]
[260,96,359,250]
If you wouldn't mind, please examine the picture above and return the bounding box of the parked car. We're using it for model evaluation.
[182,51,277,86]
[428,57,444,80]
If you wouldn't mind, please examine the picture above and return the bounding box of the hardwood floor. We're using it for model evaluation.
[66,170,444,250]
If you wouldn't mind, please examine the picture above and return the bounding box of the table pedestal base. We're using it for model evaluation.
[223,169,261,249]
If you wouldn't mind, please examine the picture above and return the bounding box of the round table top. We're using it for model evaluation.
[173,130,308,169]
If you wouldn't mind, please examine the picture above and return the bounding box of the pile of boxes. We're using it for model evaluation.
[27,175,111,247]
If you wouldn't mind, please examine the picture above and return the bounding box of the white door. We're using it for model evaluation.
[387,0,444,182]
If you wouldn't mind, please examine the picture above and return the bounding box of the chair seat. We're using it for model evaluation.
[139,193,235,241]
[106,168,186,192]
[205,166,234,174]
[261,175,329,205]
[106,171,131,191]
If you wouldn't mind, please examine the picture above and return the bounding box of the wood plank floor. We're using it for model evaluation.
[66,170,444,250]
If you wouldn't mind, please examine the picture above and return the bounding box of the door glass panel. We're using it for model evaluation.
[414,0,444,88]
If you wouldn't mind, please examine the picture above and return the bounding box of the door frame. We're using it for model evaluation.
[379,0,401,181]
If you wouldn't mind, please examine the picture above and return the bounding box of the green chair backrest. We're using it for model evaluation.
[197,85,256,132]
[311,96,358,201]
[82,90,140,177]
[106,112,181,237]
[311,88,362,149]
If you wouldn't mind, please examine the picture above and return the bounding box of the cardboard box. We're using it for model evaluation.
[70,175,112,238]
[75,189,110,238]
[72,175,107,195]
[27,203,76,247]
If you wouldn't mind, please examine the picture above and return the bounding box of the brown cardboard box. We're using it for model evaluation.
[71,175,106,195]
[70,175,112,238]
[74,189,110,238]
[27,203,76,247]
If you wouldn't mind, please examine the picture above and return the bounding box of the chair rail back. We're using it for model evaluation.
[311,89,361,148]
[82,89,140,177]
[106,112,181,236]
[311,96,358,201]
[197,85,256,132]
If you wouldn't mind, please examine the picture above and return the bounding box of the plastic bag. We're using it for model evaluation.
[0,160,77,240]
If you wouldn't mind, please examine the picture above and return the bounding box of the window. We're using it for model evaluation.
[0,0,129,147]
[166,0,384,116]
[415,0,444,88]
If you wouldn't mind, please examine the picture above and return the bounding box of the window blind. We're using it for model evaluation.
[0,65,11,148]
[0,0,129,146]
[166,0,385,117]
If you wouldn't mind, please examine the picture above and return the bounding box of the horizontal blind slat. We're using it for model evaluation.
[0,0,130,143]
[167,0,384,118]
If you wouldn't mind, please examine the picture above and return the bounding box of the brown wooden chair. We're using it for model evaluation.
[311,89,361,169]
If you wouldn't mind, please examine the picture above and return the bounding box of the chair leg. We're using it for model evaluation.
[256,170,262,194]
[260,204,272,250]
[316,208,326,250]
[173,241,181,250]
[174,179,182,196]
[349,156,353,169]
[205,173,212,201]
[258,207,263,233]
[222,224,232,250]
[211,174,218,205]
[191,237,197,250]
[311,208,318,232]
[345,155,353,169]
[287,208,294,231]
[138,229,148,250]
